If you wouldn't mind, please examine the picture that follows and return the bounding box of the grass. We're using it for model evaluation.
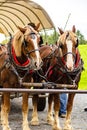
[78,44,87,90]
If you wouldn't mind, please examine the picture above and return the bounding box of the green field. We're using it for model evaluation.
[78,44,87,90]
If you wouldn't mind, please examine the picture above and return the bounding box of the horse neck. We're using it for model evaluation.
[40,45,52,59]
[48,46,63,68]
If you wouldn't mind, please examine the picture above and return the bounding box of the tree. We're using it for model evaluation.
[76,30,87,44]
[42,30,59,45]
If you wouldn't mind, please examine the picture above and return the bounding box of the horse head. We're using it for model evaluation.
[58,25,79,71]
[12,24,42,70]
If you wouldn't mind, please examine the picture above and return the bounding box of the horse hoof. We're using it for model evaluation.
[52,126,62,130]
[47,115,54,125]
[47,119,54,125]
[63,126,73,130]
[30,120,39,126]
[2,126,11,130]
[23,125,31,130]
[63,128,73,130]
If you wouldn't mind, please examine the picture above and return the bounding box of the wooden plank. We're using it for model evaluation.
[0,88,87,94]
[22,82,77,89]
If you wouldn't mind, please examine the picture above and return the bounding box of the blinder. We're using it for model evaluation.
[23,31,37,47]
[59,42,63,49]
[75,38,79,48]
[23,38,28,47]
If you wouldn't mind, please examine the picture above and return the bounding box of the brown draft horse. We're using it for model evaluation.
[0,24,42,130]
[31,25,84,130]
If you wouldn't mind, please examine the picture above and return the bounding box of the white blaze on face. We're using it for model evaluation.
[66,40,74,71]
[32,35,41,68]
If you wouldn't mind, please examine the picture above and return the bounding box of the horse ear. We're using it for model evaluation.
[58,27,64,35]
[72,25,76,33]
[35,22,40,31]
[17,26,26,33]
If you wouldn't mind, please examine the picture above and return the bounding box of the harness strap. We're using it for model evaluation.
[75,49,80,67]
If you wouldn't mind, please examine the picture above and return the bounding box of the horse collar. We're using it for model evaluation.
[12,46,30,67]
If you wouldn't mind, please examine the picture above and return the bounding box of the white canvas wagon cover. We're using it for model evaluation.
[0,0,55,36]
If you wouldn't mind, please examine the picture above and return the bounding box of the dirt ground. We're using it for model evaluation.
[0,94,87,130]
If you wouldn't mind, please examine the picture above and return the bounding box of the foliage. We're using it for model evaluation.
[76,30,87,44]
[42,29,87,45]
[1,39,9,44]
[1,29,87,45]
[42,30,59,44]
[78,44,87,90]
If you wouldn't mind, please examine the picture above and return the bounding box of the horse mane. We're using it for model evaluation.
[58,30,76,45]
[12,30,24,57]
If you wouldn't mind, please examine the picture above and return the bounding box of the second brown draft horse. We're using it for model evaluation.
[0,24,42,130]
[32,25,83,130]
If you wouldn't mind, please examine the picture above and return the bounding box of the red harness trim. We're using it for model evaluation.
[47,49,81,79]
[47,66,53,79]
[12,46,30,67]
[75,49,80,67]
[62,57,66,65]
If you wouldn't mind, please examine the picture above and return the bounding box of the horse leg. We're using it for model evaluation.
[52,94,62,130]
[63,93,75,130]
[1,92,11,130]
[47,94,54,125]
[22,93,30,130]
[30,94,39,125]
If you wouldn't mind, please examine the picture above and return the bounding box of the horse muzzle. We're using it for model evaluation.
[31,59,43,70]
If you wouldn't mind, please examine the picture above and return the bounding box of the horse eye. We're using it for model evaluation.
[30,34,35,39]
[75,39,79,48]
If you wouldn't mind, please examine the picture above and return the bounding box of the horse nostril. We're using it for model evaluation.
[35,62,37,67]
[66,65,74,71]
[40,61,43,67]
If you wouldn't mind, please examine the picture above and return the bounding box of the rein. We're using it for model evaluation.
[55,49,84,85]
[36,48,55,82]
[37,46,84,86]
